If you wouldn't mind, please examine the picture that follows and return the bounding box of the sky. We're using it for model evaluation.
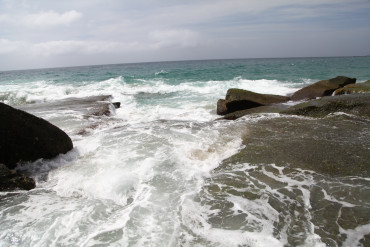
[1,0,370,70]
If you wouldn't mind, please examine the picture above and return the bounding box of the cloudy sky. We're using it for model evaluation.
[1,0,370,70]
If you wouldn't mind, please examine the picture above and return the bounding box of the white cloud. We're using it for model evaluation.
[0,10,82,28]
[24,10,82,28]
[0,39,27,54]
[0,28,200,57]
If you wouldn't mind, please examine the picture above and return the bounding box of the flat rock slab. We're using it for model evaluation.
[18,95,113,117]
[334,80,370,95]
[291,76,356,101]
[281,93,370,118]
[221,114,370,177]
[217,88,290,115]
[220,104,289,120]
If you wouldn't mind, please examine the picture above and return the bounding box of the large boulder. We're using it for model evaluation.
[291,76,356,101]
[217,89,290,115]
[281,93,370,118]
[334,80,370,95]
[0,102,73,169]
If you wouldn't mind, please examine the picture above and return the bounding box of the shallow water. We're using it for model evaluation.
[1,57,370,246]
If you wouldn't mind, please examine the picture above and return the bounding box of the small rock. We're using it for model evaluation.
[112,102,121,109]
[0,163,36,191]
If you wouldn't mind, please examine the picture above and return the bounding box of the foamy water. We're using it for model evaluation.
[1,58,370,246]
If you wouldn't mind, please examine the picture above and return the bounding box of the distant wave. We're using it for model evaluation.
[155,70,169,76]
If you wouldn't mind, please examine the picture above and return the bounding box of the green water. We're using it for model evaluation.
[2,57,370,85]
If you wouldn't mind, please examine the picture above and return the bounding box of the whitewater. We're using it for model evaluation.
[0,58,370,246]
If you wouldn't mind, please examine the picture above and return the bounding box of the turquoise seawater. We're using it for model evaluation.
[0,57,370,246]
[2,56,370,85]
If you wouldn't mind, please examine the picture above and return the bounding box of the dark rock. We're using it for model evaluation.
[281,93,370,118]
[0,163,35,191]
[221,115,370,177]
[220,105,289,120]
[0,102,73,169]
[334,80,370,95]
[223,89,290,113]
[291,76,356,101]
[112,102,121,109]
[337,206,370,230]
[216,99,228,115]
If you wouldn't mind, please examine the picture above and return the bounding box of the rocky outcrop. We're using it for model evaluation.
[334,80,370,95]
[291,76,356,101]
[221,105,288,120]
[281,93,370,118]
[217,89,290,115]
[0,102,73,169]
[0,163,35,191]
[218,100,370,247]
[221,114,370,177]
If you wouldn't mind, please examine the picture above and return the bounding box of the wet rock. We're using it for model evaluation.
[337,206,370,230]
[225,89,290,113]
[291,76,356,101]
[334,80,370,95]
[281,93,370,118]
[221,114,370,177]
[216,99,228,115]
[220,105,288,120]
[216,88,290,116]
[0,163,35,191]
[112,102,121,109]
[18,95,114,117]
[0,102,73,169]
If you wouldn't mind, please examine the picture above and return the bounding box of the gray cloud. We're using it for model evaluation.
[0,0,369,70]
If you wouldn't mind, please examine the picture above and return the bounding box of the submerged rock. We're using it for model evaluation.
[334,80,370,95]
[18,95,115,117]
[0,102,73,169]
[0,163,35,191]
[291,76,356,101]
[281,93,370,118]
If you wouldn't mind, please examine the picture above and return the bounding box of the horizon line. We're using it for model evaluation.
[1,55,369,73]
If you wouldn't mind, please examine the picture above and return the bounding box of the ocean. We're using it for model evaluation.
[0,57,370,246]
